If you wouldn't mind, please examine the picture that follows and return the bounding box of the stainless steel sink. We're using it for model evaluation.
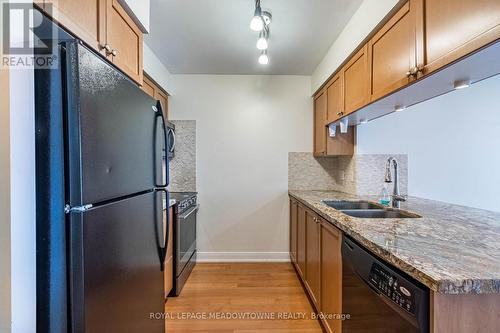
[340,209,421,219]
[322,200,383,210]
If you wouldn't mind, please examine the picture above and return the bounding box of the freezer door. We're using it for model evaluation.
[68,191,165,333]
[65,42,167,206]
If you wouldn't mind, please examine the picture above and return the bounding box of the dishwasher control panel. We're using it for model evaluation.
[369,263,415,315]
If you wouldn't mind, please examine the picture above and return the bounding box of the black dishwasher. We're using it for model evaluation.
[342,235,429,333]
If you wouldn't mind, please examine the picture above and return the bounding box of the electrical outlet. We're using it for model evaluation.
[340,171,345,181]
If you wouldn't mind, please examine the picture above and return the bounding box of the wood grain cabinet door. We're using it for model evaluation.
[297,204,307,279]
[155,90,169,119]
[305,211,321,309]
[320,221,342,333]
[289,199,298,264]
[105,0,143,84]
[45,0,105,52]
[425,0,500,74]
[326,73,344,124]
[313,91,327,156]
[368,0,424,102]
[343,44,370,114]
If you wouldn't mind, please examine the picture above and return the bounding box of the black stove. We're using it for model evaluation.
[170,192,197,213]
[169,192,198,296]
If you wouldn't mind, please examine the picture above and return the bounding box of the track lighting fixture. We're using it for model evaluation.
[250,0,272,65]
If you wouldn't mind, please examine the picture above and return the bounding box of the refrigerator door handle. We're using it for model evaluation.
[155,188,169,271]
[154,103,169,188]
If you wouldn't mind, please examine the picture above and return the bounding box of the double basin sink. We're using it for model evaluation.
[322,200,421,219]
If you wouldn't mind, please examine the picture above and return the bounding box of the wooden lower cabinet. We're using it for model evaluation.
[320,219,342,333]
[296,204,307,278]
[289,198,344,332]
[305,210,321,308]
[289,198,298,263]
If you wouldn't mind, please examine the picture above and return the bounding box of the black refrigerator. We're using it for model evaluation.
[35,22,168,333]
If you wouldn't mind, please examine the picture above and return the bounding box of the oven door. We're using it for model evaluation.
[176,205,198,275]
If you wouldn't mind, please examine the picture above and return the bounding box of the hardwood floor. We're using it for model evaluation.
[165,263,323,333]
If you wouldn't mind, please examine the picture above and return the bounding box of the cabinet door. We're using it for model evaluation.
[368,1,423,102]
[106,0,143,84]
[45,0,105,52]
[425,0,500,74]
[142,75,156,99]
[344,44,370,114]
[289,199,298,264]
[313,91,327,156]
[320,221,342,333]
[326,126,355,156]
[297,204,307,278]
[326,73,344,124]
[305,210,321,308]
[156,90,169,120]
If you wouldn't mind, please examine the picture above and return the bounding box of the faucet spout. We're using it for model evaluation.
[384,157,404,208]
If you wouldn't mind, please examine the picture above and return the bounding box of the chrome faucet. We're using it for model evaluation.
[384,157,406,208]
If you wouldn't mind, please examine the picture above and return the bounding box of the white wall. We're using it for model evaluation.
[169,75,312,260]
[143,42,176,94]
[357,74,500,212]
[118,0,150,32]
[311,0,399,94]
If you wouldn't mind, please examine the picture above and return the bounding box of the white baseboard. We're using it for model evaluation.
[197,252,291,263]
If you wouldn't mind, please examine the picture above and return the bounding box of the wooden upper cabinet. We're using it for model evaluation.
[313,91,327,156]
[368,0,423,102]
[106,0,143,84]
[289,199,298,264]
[320,220,342,333]
[326,73,344,124]
[143,74,170,119]
[343,44,370,114]
[156,90,169,119]
[296,204,307,279]
[142,75,156,98]
[45,0,105,53]
[305,210,321,309]
[425,0,500,74]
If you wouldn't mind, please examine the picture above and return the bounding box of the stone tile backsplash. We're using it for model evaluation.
[168,120,197,192]
[288,152,408,196]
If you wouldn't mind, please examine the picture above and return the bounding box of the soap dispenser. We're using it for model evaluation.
[380,183,390,207]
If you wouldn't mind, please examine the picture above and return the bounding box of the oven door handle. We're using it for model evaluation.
[179,205,199,220]
[353,268,419,328]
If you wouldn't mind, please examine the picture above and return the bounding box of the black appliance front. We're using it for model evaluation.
[64,42,168,206]
[171,200,198,296]
[341,236,429,333]
[68,192,165,333]
[35,23,169,333]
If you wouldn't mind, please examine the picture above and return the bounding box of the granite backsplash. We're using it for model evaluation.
[168,120,197,192]
[288,152,408,196]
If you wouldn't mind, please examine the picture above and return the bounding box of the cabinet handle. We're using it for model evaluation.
[111,49,117,57]
[406,67,418,78]
[336,111,344,117]
[100,44,112,54]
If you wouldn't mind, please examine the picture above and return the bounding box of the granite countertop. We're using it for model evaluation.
[289,190,500,295]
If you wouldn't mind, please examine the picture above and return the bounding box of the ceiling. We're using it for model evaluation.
[144,0,363,75]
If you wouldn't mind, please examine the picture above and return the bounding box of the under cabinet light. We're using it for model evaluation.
[453,80,470,90]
